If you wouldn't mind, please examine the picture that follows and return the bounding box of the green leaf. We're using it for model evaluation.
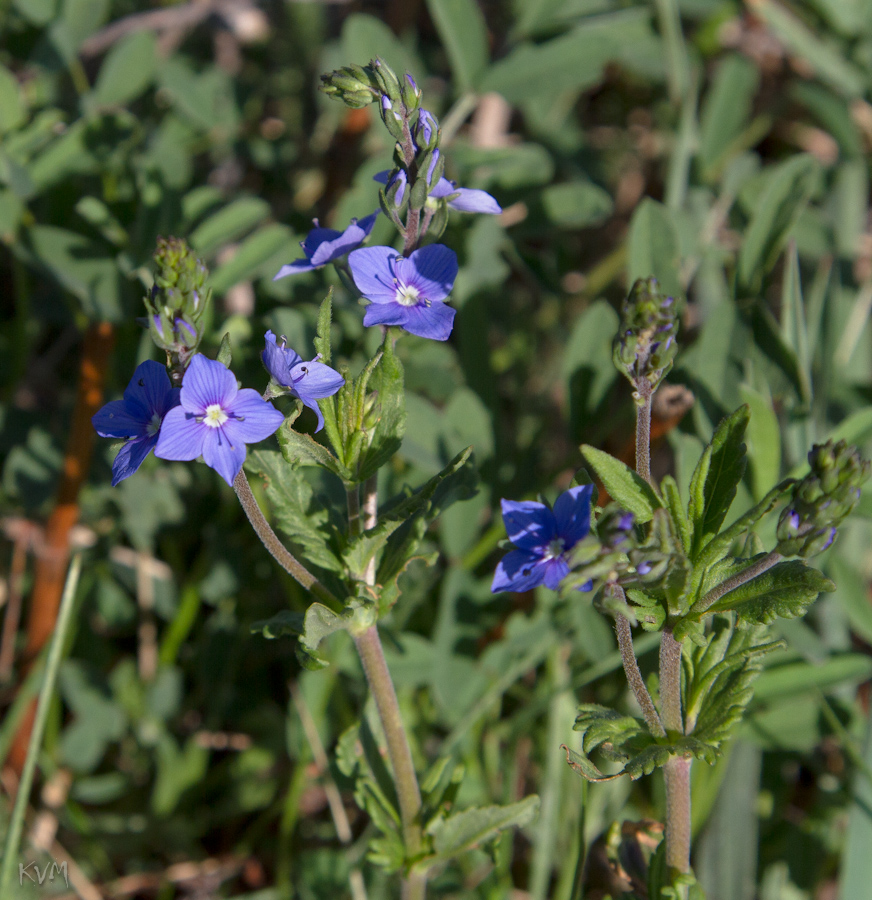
[627,198,682,299]
[419,796,540,869]
[277,418,347,480]
[210,224,297,294]
[754,653,872,703]
[739,385,781,502]
[92,30,156,108]
[687,405,749,557]
[245,450,344,574]
[661,475,691,556]
[698,54,760,176]
[296,602,357,669]
[0,66,25,134]
[357,336,406,482]
[542,179,613,228]
[481,9,651,103]
[189,197,271,256]
[738,154,820,291]
[424,0,489,91]
[579,445,662,523]
[250,610,304,640]
[708,560,835,624]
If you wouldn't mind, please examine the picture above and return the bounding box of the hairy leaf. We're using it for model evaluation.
[580,444,662,522]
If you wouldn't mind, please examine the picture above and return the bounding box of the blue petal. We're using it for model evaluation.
[309,212,380,267]
[290,360,345,400]
[110,435,157,486]
[226,389,285,443]
[349,246,402,303]
[553,484,595,548]
[93,399,149,439]
[202,424,247,487]
[543,557,570,591]
[500,499,556,551]
[447,188,502,215]
[274,259,318,279]
[362,303,413,329]
[391,302,456,341]
[401,244,458,302]
[262,330,302,385]
[491,549,547,593]
[154,407,206,461]
[180,354,238,413]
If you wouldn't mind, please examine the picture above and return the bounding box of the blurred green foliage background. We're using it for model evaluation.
[3,0,872,897]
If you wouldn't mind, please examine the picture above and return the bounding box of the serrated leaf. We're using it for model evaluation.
[356,336,406,481]
[688,405,749,557]
[579,445,662,523]
[245,450,344,574]
[661,475,691,555]
[277,418,347,479]
[708,560,835,624]
[295,602,357,669]
[420,796,540,868]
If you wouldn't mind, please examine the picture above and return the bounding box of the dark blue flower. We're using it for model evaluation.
[92,360,181,486]
[348,244,458,341]
[274,211,379,278]
[155,354,284,486]
[261,331,345,431]
[492,485,596,593]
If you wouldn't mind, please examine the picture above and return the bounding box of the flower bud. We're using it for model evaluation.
[319,63,379,107]
[613,277,680,393]
[776,440,870,557]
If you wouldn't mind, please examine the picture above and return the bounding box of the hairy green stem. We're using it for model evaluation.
[350,474,426,899]
[353,625,425,897]
[634,379,654,486]
[691,550,782,617]
[659,629,684,734]
[663,756,692,873]
[613,602,665,737]
[233,470,340,608]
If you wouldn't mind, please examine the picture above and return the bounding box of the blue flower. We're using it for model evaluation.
[261,331,345,431]
[155,354,285,486]
[492,485,596,593]
[348,244,458,341]
[92,360,181,486]
[374,170,501,215]
[274,211,379,278]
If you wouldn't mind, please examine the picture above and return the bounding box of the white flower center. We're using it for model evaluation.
[147,413,162,437]
[544,537,565,560]
[395,283,421,307]
[203,403,228,428]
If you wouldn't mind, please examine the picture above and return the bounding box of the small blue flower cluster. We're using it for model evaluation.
[274,102,500,341]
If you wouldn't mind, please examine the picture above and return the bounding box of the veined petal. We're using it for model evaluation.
[543,557,570,591]
[262,331,302,384]
[301,226,342,260]
[290,360,345,399]
[154,407,206,461]
[92,399,149,439]
[363,303,411,329]
[447,188,502,215]
[348,246,402,303]
[402,245,458,302]
[123,360,175,417]
[111,436,157,486]
[501,499,556,550]
[202,425,247,487]
[492,549,547,593]
[180,354,238,413]
[394,302,456,341]
[553,484,595,548]
[226,389,285,443]
[429,177,457,199]
[274,259,317,279]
